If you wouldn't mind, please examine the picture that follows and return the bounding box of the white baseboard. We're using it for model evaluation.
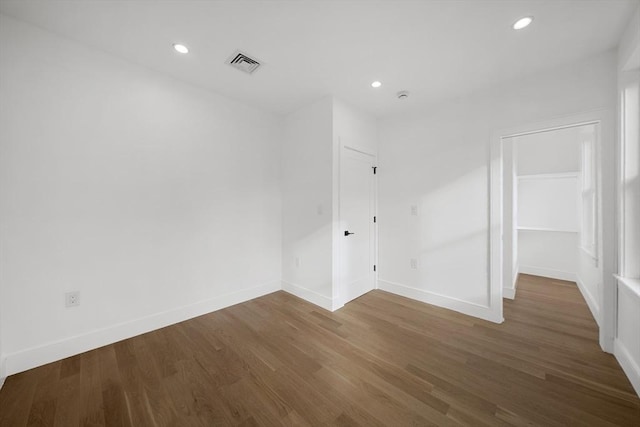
[503,286,516,300]
[4,280,281,377]
[0,353,5,382]
[614,338,640,397]
[281,281,336,311]
[518,265,577,282]
[0,376,5,391]
[377,279,503,323]
[576,274,601,326]
[503,267,519,300]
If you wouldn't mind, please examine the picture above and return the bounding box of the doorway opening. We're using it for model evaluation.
[502,124,598,309]
[490,110,615,351]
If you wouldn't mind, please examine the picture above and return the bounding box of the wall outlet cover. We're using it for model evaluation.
[65,291,80,308]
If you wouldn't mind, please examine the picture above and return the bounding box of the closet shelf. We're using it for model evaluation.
[517,226,579,233]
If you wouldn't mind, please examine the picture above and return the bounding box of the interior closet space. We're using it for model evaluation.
[503,124,600,314]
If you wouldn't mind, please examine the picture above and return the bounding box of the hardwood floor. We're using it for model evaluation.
[1,274,639,426]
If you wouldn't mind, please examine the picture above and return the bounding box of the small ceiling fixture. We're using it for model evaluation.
[371,81,382,88]
[513,16,533,30]
[173,43,189,54]
[397,90,409,100]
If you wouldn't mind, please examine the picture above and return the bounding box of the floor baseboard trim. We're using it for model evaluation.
[377,279,503,323]
[519,265,576,282]
[0,376,5,391]
[281,281,335,312]
[614,338,640,397]
[0,356,5,382]
[504,267,519,300]
[503,286,516,300]
[4,280,281,377]
[576,274,601,326]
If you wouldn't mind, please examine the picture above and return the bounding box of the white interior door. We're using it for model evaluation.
[339,146,376,305]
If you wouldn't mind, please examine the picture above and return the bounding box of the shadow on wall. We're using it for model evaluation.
[283,222,333,295]
[379,152,489,307]
[420,166,489,305]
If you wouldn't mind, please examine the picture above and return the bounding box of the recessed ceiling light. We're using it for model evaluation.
[371,81,382,88]
[173,43,189,54]
[513,16,533,30]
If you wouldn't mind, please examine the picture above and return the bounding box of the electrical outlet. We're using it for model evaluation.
[316,204,324,215]
[411,205,418,216]
[295,257,301,268]
[410,258,418,269]
[65,291,80,308]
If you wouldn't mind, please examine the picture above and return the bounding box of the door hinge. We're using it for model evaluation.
[373,265,377,272]
[373,216,377,223]
[372,166,377,174]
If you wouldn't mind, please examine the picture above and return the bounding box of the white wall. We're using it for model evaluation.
[281,97,334,310]
[0,286,3,385]
[517,177,579,231]
[333,99,378,155]
[619,2,640,73]
[518,231,578,278]
[514,127,582,285]
[502,138,517,299]
[378,50,617,323]
[615,3,640,397]
[0,14,283,376]
[332,98,378,305]
[516,127,581,175]
[576,125,602,325]
[281,97,377,310]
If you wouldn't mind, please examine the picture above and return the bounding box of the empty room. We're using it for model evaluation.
[1,0,639,425]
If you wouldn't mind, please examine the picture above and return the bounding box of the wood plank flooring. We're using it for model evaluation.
[1,274,639,426]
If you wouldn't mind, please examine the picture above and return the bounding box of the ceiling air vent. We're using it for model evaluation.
[226,50,262,74]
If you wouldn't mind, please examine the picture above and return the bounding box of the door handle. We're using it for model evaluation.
[344,231,355,236]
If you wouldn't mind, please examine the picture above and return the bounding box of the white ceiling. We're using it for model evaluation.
[0,0,637,117]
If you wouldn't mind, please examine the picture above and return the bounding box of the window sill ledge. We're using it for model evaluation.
[614,275,640,299]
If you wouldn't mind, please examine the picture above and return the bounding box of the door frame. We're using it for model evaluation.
[489,108,616,352]
[334,144,378,309]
